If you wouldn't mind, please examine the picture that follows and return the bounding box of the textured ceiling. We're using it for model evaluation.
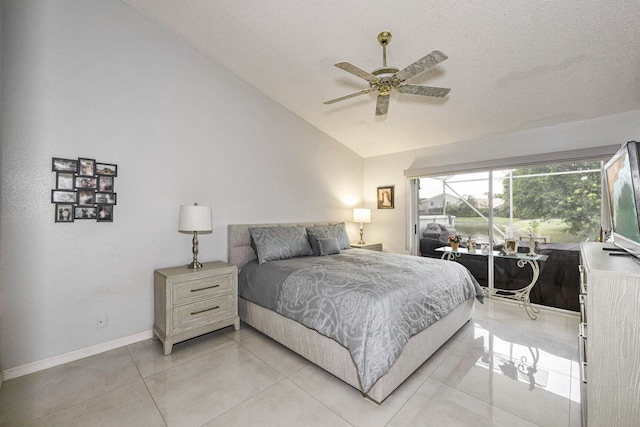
[120,0,640,158]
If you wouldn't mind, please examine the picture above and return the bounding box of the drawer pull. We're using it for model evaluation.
[190,284,220,293]
[191,305,220,315]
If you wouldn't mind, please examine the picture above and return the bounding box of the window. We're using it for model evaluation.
[416,160,604,312]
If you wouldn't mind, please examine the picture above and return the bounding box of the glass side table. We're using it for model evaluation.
[436,247,548,320]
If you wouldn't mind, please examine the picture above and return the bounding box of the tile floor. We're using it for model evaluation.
[0,298,581,426]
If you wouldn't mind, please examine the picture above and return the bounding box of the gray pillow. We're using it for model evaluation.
[317,237,341,256]
[248,226,313,264]
[330,222,351,249]
[306,223,351,255]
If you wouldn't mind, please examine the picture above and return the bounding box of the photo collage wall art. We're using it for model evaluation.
[51,157,118,223]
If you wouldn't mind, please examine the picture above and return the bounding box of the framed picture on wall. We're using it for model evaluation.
[51,156,119,224]
[96,163,117,176]
[55,204,74,222]
[77,189,95,206]
[51,190,77,204]
[78,158,96,177]
[98,175,114,192]
[56,172,75,190]
[377,185,395,209]
[97,205,113,222]
[74,206,97,219]
[52,158,78,173]
[75,176,97,189]
[95,192,116,205]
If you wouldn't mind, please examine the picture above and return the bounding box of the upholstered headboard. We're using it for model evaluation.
[227,222,332,270]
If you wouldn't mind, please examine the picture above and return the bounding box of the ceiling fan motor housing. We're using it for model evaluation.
[371,66,400,95]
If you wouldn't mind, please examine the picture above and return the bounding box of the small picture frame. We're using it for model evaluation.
[377,185,395,209]
[52,158,78,173]
[78,158,96,177]
[97,205,113,222]
[95,192,117,205]
[55,204,74,222]
[505,238,519,255]
[77,189,95,205]
[74,206,97,219]
[96,163,117,177]
[98,175,114,192]
[75,176,97,189]
[56,172,75,190]
[52,190,77,204]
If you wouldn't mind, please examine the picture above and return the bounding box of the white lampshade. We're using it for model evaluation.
[178,204,212,232]
[353,208,371,223]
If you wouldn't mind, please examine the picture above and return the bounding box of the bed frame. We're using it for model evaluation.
[227,222,475,403]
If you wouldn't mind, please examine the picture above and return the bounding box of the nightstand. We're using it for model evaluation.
[153,261,239,355]
[350,242,383,251]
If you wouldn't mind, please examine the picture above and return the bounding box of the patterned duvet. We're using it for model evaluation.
[238,248,483,392]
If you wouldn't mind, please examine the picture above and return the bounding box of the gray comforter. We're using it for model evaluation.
[239,249,483,392]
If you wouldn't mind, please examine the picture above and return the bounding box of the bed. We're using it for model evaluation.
[227,222,483,403]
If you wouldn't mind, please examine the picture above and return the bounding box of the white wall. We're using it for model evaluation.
[364,110,640,254]
[0,0,363,371]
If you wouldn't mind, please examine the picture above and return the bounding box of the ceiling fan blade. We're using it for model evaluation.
[394,50,448,82]
[335,62,379,83]
[398,84,451,98]
[375,94,390,116]
[323,89,371,105]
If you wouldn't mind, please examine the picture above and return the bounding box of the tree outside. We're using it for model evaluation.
[500,161,602,242]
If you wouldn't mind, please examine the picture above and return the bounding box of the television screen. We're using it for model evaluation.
[604,141,640,257]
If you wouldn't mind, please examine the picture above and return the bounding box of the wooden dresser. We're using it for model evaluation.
[579,242,640,426]
[153,261,239,355]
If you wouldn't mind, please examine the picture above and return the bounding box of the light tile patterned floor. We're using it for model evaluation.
[0,298,580,426]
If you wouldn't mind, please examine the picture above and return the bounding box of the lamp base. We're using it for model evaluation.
[186,260,203,269]
[358,223,365,245]
[187,231,203,269]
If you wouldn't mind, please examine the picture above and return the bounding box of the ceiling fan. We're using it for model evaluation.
[324,31,451,116]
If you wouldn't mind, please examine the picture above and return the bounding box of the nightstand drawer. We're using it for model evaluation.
[172,274,233,305]
[172,294,235,330]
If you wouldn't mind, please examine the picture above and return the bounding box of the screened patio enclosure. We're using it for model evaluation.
[416,161,603,312]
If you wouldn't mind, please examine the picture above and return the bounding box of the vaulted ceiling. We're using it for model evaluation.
[121,0,640,158]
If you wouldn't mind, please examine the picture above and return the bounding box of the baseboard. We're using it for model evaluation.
[1,329,153,381]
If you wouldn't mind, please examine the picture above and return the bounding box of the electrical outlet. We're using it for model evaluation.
[97,314,108,329]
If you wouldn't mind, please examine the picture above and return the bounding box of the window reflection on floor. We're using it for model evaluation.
[472,322,577,402]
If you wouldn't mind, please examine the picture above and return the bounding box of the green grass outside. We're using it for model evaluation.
[452,217,592,243]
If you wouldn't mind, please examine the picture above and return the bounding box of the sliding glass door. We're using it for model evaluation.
[415,160,603,312]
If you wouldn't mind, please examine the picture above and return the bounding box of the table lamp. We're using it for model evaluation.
[178,203,212,269]
[353,208,371,245]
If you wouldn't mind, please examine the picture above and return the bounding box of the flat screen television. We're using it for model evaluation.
[603,141,640,258]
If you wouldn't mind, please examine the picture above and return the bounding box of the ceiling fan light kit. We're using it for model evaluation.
[325,31,451,116]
